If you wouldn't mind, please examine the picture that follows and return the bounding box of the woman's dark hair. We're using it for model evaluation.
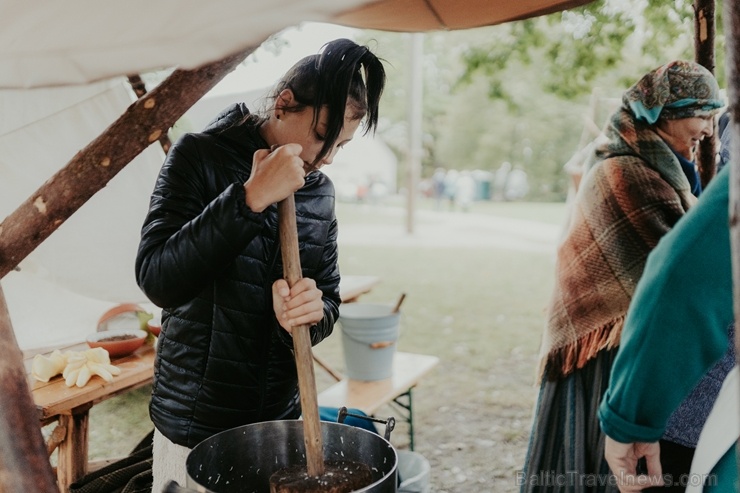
[271,38,386,166]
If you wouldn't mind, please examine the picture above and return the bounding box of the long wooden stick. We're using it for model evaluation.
[723,0,740,470]
[694,0,717,188]
[0,45,259,280]
[0,284,58,493]
[278,195,325,477]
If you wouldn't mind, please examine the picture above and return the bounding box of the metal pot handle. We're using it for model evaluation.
[337,406,396,442]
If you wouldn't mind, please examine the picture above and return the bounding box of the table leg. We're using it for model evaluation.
[56,406,90,492]
[391,388,415,451]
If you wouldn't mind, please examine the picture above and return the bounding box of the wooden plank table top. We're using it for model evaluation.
[317,351,439,416]
[26,343,156,420]
[339,274,381,303]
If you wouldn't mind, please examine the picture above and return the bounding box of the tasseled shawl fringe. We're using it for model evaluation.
[540,316,625,382]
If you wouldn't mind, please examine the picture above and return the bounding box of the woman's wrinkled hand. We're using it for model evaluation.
[272,277,324,334]
[604,436,664,492]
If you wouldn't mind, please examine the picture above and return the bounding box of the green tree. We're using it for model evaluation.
[460,0,724,101]
[356,0,726,201]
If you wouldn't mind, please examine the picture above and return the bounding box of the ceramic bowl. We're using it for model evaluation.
[146,316,161,337]
[87,329,147,358]
[96,303,148,333]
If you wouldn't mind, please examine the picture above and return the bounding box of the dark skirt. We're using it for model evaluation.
[520,348,620,493]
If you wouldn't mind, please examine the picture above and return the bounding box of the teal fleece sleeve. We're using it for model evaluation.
[598,166,734,444]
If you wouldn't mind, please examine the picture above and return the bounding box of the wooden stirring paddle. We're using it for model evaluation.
[273,195,375,493]
[277,195,324,477]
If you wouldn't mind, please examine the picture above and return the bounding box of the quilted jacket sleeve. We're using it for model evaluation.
[135,134,265,308]
[309,214,340,346]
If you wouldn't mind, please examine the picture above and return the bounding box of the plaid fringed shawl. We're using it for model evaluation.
[539,106,696,381]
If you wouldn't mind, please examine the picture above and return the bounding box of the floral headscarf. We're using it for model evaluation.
[623,60,723,124]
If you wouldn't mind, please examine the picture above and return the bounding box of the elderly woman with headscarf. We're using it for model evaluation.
[519,60,724,493]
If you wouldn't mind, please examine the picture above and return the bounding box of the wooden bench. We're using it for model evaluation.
[317,351,439,450]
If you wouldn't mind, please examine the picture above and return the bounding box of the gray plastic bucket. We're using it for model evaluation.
[339,303,400,381]
[397,450,431,493]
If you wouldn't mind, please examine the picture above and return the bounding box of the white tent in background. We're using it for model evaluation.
[0,80,164,349]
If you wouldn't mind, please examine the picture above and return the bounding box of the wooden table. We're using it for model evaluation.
[318,351,439,450]
[24,343,156,492]
[339,274,381,303]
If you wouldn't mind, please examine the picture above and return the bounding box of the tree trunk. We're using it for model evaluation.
[723,0,740,472]
[0,45,257,280]
[695,0,717,188]
[0,285,59,493]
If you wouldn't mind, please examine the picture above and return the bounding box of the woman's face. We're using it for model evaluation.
[656,115,715,160]
[274,90,361,172]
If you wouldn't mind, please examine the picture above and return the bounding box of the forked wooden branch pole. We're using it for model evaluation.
[0,284,58,493]
[724,0,740,465]
[0,45,259,280]
[278,195,325,477]
[694,0,717,187]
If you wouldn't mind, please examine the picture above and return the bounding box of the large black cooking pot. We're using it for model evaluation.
[176,418,398,493]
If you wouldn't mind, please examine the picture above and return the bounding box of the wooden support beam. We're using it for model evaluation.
[0,285,58,493]
[724,0,740,469]
[694,0,717,187]
[0,45,258,280]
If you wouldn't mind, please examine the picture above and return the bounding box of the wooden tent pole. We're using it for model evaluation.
[695,0,717,188]
[723,0,740,471]
[0,45,258,280]
[0,284,58,493]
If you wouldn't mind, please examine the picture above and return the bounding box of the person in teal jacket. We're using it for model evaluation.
[598,164,737,492]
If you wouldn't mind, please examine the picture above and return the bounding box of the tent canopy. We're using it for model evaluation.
[1,0,594,89]
[333,0,594,31]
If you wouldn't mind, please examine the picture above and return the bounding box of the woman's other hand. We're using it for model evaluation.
[244,144,305,212]
[272,277,324,334]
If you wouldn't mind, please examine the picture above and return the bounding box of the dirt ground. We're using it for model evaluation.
[402,348,538,492]
[315,344,540,493]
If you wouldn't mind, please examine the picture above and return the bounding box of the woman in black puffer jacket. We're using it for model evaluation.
[135,38,386,490]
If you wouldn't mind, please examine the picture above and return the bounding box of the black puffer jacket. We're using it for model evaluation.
[135,103,341,448]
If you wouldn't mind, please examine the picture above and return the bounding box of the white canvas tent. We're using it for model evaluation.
[0,0,594,89]
[0,80,164,349]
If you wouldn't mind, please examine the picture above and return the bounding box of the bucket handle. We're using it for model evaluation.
[338,406,396,442]
[369,341,395,349]
[342,329,398,347]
